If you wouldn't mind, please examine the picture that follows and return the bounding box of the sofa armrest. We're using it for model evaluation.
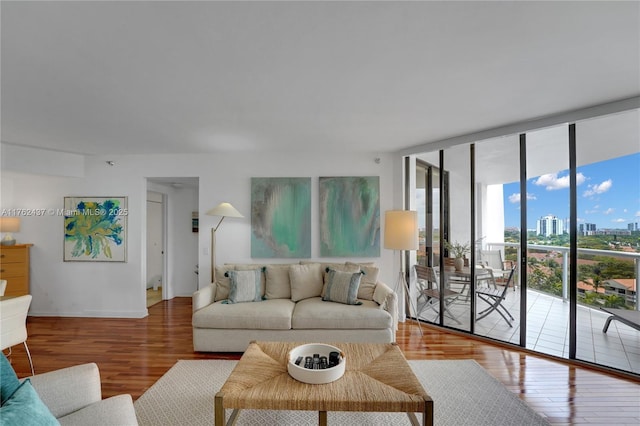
[193,283,216,313]
[28,363,102,419]
[373,281,398,335]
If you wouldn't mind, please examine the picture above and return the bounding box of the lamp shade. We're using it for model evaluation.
[384,210,418,250]
[205,202,244,218]
[0,217,20,233]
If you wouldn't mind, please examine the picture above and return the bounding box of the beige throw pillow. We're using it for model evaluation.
[346,262,379,300]
[264,265,292,299]
[214,266,233,301]
[289,263,324,302]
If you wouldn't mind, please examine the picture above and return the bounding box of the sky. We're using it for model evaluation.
[503,152,640,230]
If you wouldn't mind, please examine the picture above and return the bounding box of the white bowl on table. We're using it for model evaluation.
[287,343,346,384]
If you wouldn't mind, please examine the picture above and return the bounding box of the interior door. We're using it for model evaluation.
[146,191,164,292]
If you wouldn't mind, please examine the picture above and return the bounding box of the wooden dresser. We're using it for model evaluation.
[0,244,33,297]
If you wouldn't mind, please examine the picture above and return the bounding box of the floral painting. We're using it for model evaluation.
[251,178,311,258]
[319,176,380,257]
[64,197,127,262]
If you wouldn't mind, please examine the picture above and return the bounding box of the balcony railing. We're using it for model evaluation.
[486,242,639,311]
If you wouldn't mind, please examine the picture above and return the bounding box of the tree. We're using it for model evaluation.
[603,294,626,308]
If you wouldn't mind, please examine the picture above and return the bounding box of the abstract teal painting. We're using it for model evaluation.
[319,176,380,257]
[64,197,127,262]
[251,178,311,258]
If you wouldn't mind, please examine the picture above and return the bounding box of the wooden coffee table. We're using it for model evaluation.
[214,341,433,426]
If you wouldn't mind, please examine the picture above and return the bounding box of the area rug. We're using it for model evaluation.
[134,359,549,425]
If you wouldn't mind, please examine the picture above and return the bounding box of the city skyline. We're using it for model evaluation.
[503,152,640,230]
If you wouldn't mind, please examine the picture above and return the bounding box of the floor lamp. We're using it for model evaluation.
[206,202,244,282]
[384,210,423,335]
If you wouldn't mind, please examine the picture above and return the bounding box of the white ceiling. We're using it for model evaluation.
[2,1,639,156]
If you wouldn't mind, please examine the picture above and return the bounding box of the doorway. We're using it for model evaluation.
[146,191,164,307]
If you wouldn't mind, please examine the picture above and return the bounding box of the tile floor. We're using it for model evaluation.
[416,286,640,375]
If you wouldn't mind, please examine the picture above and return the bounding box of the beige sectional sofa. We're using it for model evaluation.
[192,261,398,352]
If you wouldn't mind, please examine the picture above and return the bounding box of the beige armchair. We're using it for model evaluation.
[0,294,34,375]
[29,363,138,425]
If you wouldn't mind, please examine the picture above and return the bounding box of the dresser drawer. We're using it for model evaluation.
[3,276,28,297]
[0,248,27,263]
[0,244,32,297]
[0,262,27,278]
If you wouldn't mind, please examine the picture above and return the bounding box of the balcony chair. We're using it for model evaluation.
[0,294,35,376]
[479,250,515,286]
[415,265,462,324]
[476,265,517,327]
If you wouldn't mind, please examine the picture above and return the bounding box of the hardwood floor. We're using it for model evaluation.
[6,297,640,425]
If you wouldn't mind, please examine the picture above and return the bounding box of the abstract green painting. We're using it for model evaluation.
[251,178,311,258]
[63,196,127,262]
[319,176,380,257]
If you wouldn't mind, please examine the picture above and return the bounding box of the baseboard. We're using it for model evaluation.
[28,309,149,318]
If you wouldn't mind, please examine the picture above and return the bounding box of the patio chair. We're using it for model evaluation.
[479,250,515,286]
[476,265,516,327]
[415,265,462,324]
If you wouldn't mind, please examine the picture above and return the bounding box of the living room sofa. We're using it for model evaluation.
[192,261,398,352]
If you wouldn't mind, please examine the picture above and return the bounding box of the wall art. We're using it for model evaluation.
[63,196,127,262]
[251,178,311,258]
[319,176,380,257]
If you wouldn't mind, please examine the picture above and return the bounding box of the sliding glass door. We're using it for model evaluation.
[474,134,521,342]
[410,108,640,376]
[575,110,640,372]
[524,125,572,358]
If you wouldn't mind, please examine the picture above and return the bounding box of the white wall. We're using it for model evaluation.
[1,146,397,317]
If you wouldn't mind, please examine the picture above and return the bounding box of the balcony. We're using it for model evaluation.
[414,244,640,375]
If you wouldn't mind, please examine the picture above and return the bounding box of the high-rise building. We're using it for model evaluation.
[537,215,564,237]
[580,223,597,236]
[628,222,639,232]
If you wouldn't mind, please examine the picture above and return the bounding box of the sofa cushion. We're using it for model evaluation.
[346,262,379,301]
[289,263,323,302]
[264,264,292,299]
[0,379,59,426]
[56,394,137,426]
[193,299,295,330]
[234,264,266,297]
[322,269,363,305]
[292,297,393,330]
[213,266,234,301]
[226,269,263,304]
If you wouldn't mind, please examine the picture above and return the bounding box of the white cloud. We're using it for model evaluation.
[636,211,640,217]
[508,193,536,204]
[534,172,585,190]
[604,208,614,215]
[583,179,613,197]
[613,218,626,223]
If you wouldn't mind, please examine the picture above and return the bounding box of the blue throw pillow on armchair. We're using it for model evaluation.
[0,379,60,425]
[1,353,59,425]
[0,353,21,405]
